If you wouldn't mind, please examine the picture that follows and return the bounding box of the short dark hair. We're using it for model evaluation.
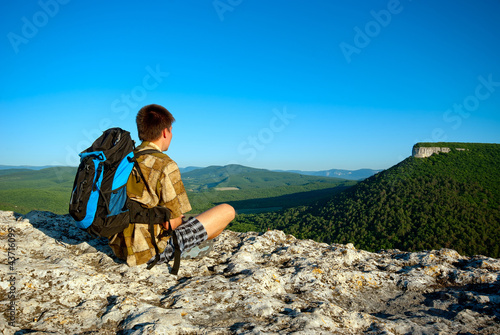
[136,104,175,141]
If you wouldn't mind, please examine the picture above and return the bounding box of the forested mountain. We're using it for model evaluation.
[182,164,346,191]
[183,164,354,213]
[230,143,500,258]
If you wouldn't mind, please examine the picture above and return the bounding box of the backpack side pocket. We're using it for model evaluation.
[69,155,96,222]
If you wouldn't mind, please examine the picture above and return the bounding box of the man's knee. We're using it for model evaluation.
[196,203,235,239]
[220,203,236,221]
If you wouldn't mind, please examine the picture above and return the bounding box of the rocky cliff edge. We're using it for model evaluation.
[1,210,499,334]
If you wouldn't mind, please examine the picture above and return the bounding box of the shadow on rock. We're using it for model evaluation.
[22,210,117,258]
[423,282,500,321]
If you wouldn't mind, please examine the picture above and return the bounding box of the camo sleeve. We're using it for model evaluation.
[158,159,192,218]
[127,143,192,218]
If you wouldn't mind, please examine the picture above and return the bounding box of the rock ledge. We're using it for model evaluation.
[1,210,499,334]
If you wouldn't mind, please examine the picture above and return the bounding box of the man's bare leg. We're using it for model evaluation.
[151,204,235,266]
[196,203,235,239]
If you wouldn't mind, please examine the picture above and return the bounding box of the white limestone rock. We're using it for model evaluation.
[0,210,499,334]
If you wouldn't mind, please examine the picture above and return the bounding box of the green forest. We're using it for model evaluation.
[229,143,500,258]
[182,164,354,213]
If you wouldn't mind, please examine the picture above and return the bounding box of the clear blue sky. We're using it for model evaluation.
[1,0,499,171]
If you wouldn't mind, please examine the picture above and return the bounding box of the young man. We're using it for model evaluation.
[109,104,235,267]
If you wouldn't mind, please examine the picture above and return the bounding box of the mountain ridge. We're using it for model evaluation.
[182,164,348,192]
[0,164,382,179]
[274,168,381,180]
[0,165,58,170]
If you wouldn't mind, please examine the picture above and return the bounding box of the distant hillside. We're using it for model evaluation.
[0,165,58,170]
[183,164,354,213]
[183,164,347,191]
[275,168,381,180]
[179,166,203,174]
[0,167,76,214]
[183,166,381,180]
[231,143,500,258]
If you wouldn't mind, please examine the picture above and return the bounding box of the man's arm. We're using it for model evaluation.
[164,215,184,231]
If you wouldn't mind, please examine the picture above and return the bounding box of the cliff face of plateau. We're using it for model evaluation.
[1,210,499,334]
[412,145,467,158]
[412,146,450,158]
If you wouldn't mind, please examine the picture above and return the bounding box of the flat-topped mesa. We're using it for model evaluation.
[412,146,466,158]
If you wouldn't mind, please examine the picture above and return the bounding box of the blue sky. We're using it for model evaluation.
[1,0,499,171]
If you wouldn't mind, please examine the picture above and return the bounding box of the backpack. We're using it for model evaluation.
[68,127,181,273]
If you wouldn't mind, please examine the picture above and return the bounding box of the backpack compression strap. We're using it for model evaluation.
[170,233,182,275]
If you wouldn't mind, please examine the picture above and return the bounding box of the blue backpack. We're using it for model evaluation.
[69,128,179,271]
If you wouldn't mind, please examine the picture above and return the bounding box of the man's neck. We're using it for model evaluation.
[144,141,163,152]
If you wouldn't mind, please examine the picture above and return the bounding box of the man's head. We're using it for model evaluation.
[136,104,175,141]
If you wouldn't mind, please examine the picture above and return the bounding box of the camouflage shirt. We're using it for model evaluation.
[109,141,192,266]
